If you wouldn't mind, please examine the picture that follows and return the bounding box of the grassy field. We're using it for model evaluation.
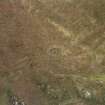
[0,0,105,105]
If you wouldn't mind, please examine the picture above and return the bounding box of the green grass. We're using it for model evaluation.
[90,74,105,81]
[0,92,8,105]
